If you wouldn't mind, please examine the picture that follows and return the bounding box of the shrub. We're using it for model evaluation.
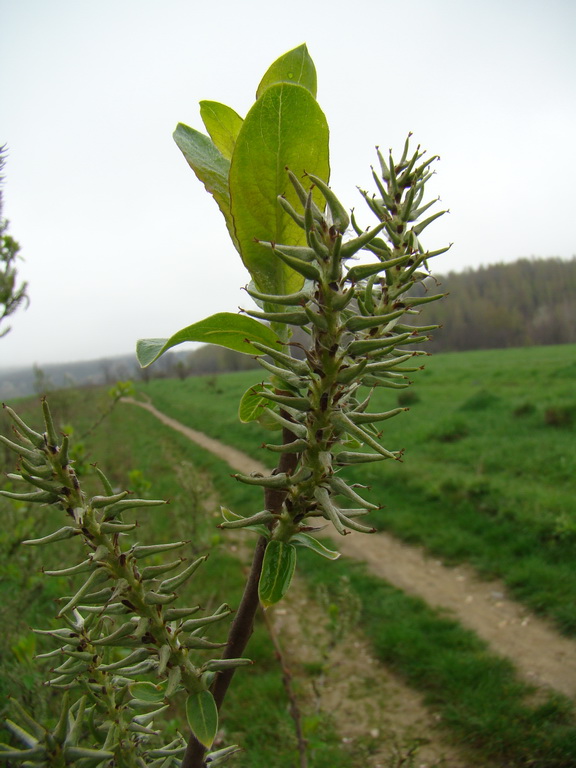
[0,44,448,767]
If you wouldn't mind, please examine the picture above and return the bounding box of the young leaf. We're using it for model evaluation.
[256,43,317,99]
[238,382,270,423]
[129,682,165,703]
[136,312,280,367]
[291,533,341,560]
[229,83,329,296]
[173,123,238,250]
[199,101,243,161]
[258,540,297,608]
[185,690,218,748]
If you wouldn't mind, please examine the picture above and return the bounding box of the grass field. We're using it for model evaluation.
[141,343,576,635]
[1,343,575,766]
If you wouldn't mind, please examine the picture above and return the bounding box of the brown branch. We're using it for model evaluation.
[181,425,298,768]
[181,535,268,767]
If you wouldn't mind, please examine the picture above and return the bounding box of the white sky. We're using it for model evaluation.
[1,0,575,369]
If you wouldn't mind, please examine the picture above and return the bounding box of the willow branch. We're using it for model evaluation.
[182,425,298,768]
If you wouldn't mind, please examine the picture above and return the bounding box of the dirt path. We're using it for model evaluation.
[124,398,576,700]
[269,576,474,767]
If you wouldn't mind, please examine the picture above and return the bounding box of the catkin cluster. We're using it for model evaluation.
[0,401,242,765]
[226,138,447,551]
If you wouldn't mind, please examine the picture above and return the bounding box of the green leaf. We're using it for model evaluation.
[173,123,238,249]
[129,682,165,703]
[291,533,341,561]
[186,690,218,748]
[229,82,330,296]
[238,383,270,423]
[200,101,243,161]
[238,383,281,431]
[136,312,280,367]
[256,43,317,99]
[258,540,297,608]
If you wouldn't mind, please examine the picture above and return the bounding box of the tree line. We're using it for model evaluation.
[418,256,576,352]
[3,256,574,399]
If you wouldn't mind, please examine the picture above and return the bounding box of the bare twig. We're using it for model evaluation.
[182,425,299,768]
[181,536,268,768]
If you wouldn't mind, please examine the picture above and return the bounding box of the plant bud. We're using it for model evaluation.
[328,476,378,509]
[164,606,202,621]
[0,434,43,462]
[131,704,169,726]
[51,657,88,675]
[286,169,322,221]
[103,497,167,520]
[100,649,151,673]
[204,745,243,766]
[180,636,227,650]
[246,307,309,325]
[277,195,306,227]
[140,559,185,581]
[159,556,207,593]
[274,245,323,280]
[412,210,446,236]
[203,658,252,672]
[313,487,347,535]
[90,490,129,508]
[157,644,171,676]
[181,607,231,631]
[256,358,304,389]
[262,408,306,436]
[246,285,312,305]
[13,472,58,494]
[44,559,93,577]
[64,747,116,761]
[165,665,182,698]
[131,541,189,560]
[233,471,291,490]
[99,521,138,534]
[92,621,135,646]
[1,488,59,504]
[219,510,275,529]
[346,333,411,356]
[305,173,350,232]
[258,240,316,263]
[337,511,376,534]
[335,451,391,465]
[348,407,406,425]
[250,342,309,374]
[23,526,79,546]
[263,438,308,453]
[329,286,355,311]
[56,570,110,617]
[144,590,178,605]
[260,390,311,411]
[117,659,158,677]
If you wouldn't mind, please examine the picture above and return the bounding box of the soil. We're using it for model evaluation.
[124,397,576,763]
[336,531,576,700]
[268,577,475,767]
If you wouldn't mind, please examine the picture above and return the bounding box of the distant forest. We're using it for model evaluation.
[418,256,576,352]
[2,257,575,399]
[182,256,576,360]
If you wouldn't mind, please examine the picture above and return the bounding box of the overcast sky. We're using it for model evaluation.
[1,0,574,370]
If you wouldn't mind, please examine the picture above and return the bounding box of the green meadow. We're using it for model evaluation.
[143,343,576,635]
[1,343,575,766]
